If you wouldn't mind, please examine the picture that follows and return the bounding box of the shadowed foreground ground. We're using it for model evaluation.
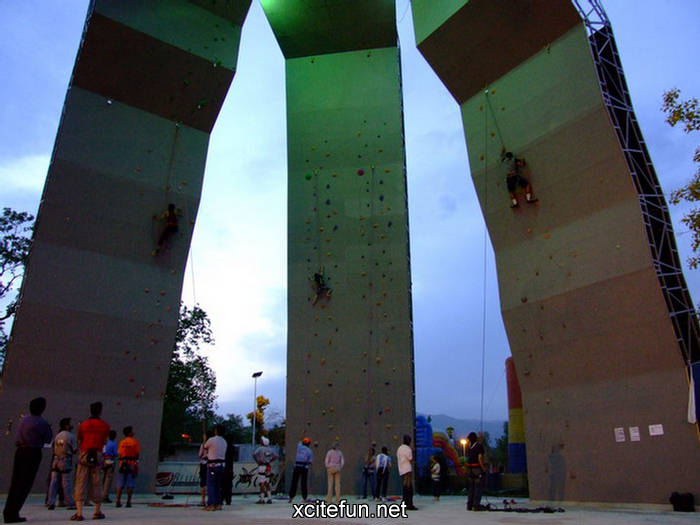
[1,494,696,524]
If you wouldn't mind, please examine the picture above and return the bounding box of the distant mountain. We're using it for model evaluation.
[420,413,506,442]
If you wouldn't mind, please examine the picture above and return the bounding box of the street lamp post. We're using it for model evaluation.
[460,438,467,457]
[251,371,263,450]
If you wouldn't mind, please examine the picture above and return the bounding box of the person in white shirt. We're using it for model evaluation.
[253,436,278,504]
[324,442,345,503]
[396,434,417,510]
[202,425,227,511]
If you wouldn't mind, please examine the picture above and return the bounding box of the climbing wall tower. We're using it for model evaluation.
[260,0,415,495]
[0,0,252,491]
[411,0,700,503]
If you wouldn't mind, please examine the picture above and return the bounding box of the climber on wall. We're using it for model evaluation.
[152,203,180,255]
[501,149,538,208]
[310,268,332,306]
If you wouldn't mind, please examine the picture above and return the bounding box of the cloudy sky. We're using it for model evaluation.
[1,1,699,428]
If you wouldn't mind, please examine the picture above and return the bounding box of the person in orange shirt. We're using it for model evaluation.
[72,402,110,521]
[115,426,140,508]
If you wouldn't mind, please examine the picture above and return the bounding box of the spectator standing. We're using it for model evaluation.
[202,425,227,511]
[3,397,52,524]
[72,401,110,521]
[115,426,140,508]
[397,434,417,511]
[253,436,278,504]
[47,418,76,510]
[101,430,118,503]
[374,446,392,501]
[360,446,377,500]
[324,442,344,503]
[288,438,313,503]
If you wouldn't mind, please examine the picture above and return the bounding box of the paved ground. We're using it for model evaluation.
[2,494,696,525]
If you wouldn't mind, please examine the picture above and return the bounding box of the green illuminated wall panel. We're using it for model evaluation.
[262,0,414,495]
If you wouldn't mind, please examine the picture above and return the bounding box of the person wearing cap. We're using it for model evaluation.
[115,426,140,508]
[253,436,278,504]
[288,438,313,503]
[397,434,417,510]
[3,397,52,524]
[72,401,110,521]
[47,418,77,511]
[202,424,227,511]
[324,442,344,503]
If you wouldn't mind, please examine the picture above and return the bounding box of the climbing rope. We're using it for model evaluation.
[479,89,490,435]
[164,124,181,193]
[484,88,506,151]
[313,169,322,272]
[367,164,377,443]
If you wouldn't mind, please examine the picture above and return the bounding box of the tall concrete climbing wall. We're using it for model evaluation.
[260,0,415,495]
[412,0,699,503]
[0,0,251,492]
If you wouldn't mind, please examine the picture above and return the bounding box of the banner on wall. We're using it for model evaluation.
[155,461,281,495]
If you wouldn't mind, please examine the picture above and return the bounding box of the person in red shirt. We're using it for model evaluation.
[115,426,140,509]
[72,402,110,521]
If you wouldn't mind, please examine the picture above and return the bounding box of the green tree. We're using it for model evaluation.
[0,208,34,369]
[159,303,217,458]
[492,421,509,472]
[266,419,286,448]
[663,89,700,268]
[211,413,250,443]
